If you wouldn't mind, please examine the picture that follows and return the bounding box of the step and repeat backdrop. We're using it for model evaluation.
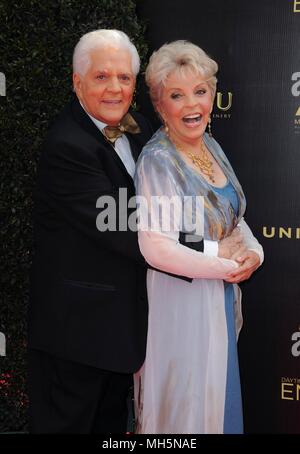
[137,0,300,433]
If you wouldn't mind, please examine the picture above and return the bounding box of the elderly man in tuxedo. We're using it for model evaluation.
[28,29,153,434]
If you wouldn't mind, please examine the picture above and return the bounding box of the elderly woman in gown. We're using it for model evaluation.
[133,40,264,434]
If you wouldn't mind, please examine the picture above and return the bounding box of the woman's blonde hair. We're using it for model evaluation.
[145,40,218,107]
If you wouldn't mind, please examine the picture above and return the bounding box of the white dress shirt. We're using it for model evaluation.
[82,104,136,178]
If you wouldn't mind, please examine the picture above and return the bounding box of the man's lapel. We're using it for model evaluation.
[71,97,135,184]
[125,109,147,163]
[125,133,140,163]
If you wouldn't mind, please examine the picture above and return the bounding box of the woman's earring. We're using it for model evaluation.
[208,116,212,137]
[164,122,169,135]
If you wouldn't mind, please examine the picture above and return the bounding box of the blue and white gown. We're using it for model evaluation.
[134,128,263,434]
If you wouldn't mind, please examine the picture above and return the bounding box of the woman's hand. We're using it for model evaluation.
[225,250,261,283]
[218,227,246,259]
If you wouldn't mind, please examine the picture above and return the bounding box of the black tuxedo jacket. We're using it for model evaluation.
[28,97,153,373]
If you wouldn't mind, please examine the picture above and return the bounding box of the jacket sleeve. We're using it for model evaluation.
[36,137,145,265]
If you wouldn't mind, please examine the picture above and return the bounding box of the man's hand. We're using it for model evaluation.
[225,250,261,283]
[218,227,246,260]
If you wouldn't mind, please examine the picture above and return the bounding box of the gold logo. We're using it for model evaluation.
[295,109,300,128]
[216,92,233,111]
[263,226,300,239]
[294,0,300,12]
[213,91,232,120]
[281,378,300,401]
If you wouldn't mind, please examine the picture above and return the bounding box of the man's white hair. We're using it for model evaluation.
[73,29,140,76]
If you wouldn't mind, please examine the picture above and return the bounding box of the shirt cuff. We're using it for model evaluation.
[204,240,218,257]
